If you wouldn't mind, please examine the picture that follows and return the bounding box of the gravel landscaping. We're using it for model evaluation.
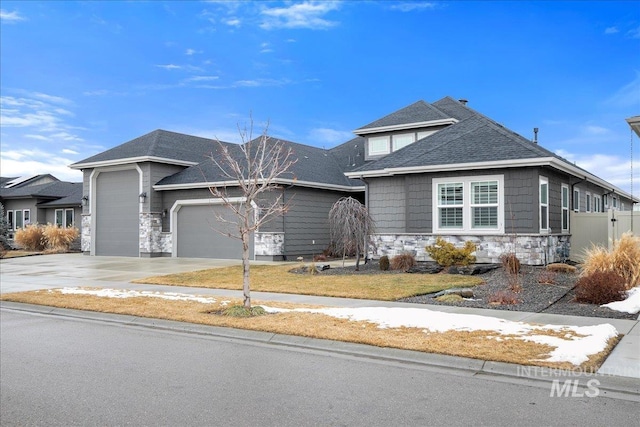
[301,261,637,320]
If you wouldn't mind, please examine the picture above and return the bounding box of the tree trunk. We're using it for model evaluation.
[242,230,251,309]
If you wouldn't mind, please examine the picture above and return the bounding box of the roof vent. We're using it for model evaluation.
[533,127,539,144]
[458,99,468,106]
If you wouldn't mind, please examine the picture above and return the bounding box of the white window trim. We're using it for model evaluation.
[561,184,569,232]
[23,209,30,225]
[573,189,580,212]
[368,136,390,156]
[55,209,64,227]
[539,177,549,233]
[392,133,415,151]
[65,208,75,228]
[432,175,504,234]
[585,191,592,213]
[593,195,601,213]
[7,210,14,231]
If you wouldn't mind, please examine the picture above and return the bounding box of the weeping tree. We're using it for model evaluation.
[328,196,376,271]
[207,120,296,309]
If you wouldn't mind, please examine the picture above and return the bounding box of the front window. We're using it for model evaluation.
[573,189,580,212]
[561,184,569,231]
[15,210,23,229]
[471,181,498,229]
[433,175,504,234]
[65,209,74,228]
[7,210,13,230]
[55,209,64,227]
[437,183,463,229]
[594,195,601,213]
[585,192,591,213]
[540,177,548,231]
[368,136,390,156]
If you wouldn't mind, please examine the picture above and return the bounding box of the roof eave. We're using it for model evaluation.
[70,156,198,170]
[345,157,638,202]
[353,118,458,136]
[153,178,364,193]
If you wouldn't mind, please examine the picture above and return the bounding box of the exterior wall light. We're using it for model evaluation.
[139,192,147,203]
[81,195,89,206]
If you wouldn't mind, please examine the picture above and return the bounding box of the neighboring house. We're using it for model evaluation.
[0,175,83,240]
[70,130,364,259]
[345,97,637,265]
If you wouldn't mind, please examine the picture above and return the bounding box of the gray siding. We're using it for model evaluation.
[504,168,537,234]
[406,174,432,233]
[282,187,348,257]
[44,206,82,228]
[367,176,406,233]
[144,162,186,213]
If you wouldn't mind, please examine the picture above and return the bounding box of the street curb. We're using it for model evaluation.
[2,301,638,402]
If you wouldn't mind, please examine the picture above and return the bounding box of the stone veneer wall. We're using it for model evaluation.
[139,213,172,255]
[81,214,91,253]
[369,234,571,266]
[254,232,284,257]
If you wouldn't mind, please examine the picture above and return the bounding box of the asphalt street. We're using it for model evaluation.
[2,307,638,427]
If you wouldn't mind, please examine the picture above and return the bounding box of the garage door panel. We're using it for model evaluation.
[177,204,253,259]
[95,170,139,257]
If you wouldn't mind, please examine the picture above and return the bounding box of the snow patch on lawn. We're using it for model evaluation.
[601,287,640,314]
[58,288,218,304]
[263,306,618,365]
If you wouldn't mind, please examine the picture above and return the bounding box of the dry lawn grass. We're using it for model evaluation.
[0,250,43,259]
[0,289,616,371]
[132,264,482,300]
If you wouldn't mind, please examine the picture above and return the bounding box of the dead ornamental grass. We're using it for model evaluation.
[0,289,617,371]
[132,264,482,300]
[582,232,640,290]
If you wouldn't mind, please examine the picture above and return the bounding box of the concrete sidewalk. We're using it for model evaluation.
[1,253,639,380]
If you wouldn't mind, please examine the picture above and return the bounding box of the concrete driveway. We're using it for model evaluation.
[0,253,262,294]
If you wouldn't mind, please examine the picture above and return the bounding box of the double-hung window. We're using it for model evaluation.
[561,184,569,231]
[573,189,580,212]
[585,192,591,213]
[7,211,14,230]
[15,210,24,229]
[539,177,549,232]
[433,175,504,234]
[594,195,601,213]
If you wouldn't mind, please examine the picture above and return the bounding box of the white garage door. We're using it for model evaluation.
[176,204,253,259]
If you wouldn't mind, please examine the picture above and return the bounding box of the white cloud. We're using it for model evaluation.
[225,18,241,27]
[628,25,640,39]
[308,128,353,145]
[184,75,219,82]
[0,9,26,22]
[389,2,437,12]
[83,89,109,96]
[605,72,640,108]
[233,78,291,87]
[62,148,79,155]
[0,155,82,182]
[24,134,50,141]
[554,149,639,193]
[185,48,202,56]
[260,1,340,30]
[604,26,619,35]
[584,125,610,136]
[156,64,182,70]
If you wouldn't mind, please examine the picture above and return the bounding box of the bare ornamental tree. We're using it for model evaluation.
[328,196,376,271]
[207,122,296,309]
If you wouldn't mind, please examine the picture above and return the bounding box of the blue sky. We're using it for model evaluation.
[1,1,639,194]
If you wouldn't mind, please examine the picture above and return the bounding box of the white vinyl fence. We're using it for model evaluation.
[570,209,639,261]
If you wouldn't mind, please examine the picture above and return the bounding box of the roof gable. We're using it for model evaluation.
[71,129,233,168]
[354,100,452,133]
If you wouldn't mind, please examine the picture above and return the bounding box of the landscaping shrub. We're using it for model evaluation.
[581,232,640,290]
[537,270,557,285]
[546,263,577,274]
[425,237,476,267]
[42,224,79,252]
[574,271,627,305]
[15,224,46,251]
[488,290,521,305]
[500,253,520,275]
[379,255,390,271]
[390,252,416,271]
[435,294,464,303]
[313,254,327,262]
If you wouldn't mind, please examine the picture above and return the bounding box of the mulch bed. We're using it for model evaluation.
[296,261,637,320]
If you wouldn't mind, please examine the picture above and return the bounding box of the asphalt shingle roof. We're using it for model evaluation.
[328,136,367,172]
[352,113,573,173]
[72,129,232,166]
[156,137,363,188]
[0,181,82,206]
[355,100,451,132]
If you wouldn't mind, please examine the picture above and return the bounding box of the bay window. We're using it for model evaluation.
[433,175,504,234]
